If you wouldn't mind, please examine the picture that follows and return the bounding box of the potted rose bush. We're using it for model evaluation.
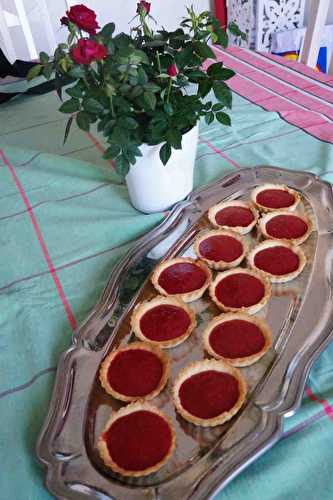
[28,3,244,213]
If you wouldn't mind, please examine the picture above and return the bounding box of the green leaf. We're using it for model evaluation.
[103,119,116,135]
[212,102,224,112]
[83,97,104,114]
[175,45,193,67]
[228,22,247,41]
[76,111,90,131]
[198,79,212,98]
[68,66,86,79]
[106,39,115,54]
[115,155,130,177]
[100,22,115,37]
[132,49,149,65]
[66,84,84,98]
[143,91,157,110]
[208,63,235,81]
[39,51,49,64]
[216,112,231,126]
[118,117,138,129]
[137,67,148,85]
[166,128,182,149]
[128,75,138,86]
[42,63,53,80]
[193,41,215,60]
[27,64,42,81]
[205,112,214,125]
[216,28,228,48]
[63,116,73,144]
[104,144,121,159]
[160,143,172,165]
[130,86,143,98]
[187,69,206,81]
[213,81,232,108]
[59,98,80,113]
[144,82,160,93]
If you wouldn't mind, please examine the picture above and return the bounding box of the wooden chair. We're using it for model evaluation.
[0,0,58,62]
[300,0,333,73]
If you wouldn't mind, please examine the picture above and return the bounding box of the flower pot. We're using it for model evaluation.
[125,124,199,213]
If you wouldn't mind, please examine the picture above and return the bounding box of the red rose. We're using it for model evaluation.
[66,4,99,35]
[71,39,107,65]
[167,63,178,77]
[137,1,151,14]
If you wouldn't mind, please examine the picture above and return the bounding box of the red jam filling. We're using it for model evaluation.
[256,189,295,209]
[107,349,163,397]
[215,206,254,228]
[104,410,172,471]
[179,370,239,419]
[158,262,207,294]
[199,235,243,263]
[254,246,300,276]
[140,305,191,341]
[209,319,265,358]
[215,273,265,308]
[265,214,308,240]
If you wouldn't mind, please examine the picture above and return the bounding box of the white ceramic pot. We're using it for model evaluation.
[125,123,199,213]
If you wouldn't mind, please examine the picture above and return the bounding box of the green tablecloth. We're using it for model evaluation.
[1,49,333,499]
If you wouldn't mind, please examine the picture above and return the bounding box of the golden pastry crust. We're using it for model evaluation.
[259,210,313,246]
[97,401,176,476]
[131,295,196,348]
[172,359,247,426]
[247,239,307,283]
[151,257,212,303]
[209,267,271,315]
[99,341,170,402]
[193,229,248,270]
[251,183,300,213]
[208,200,259,235]
[203,312,272,367]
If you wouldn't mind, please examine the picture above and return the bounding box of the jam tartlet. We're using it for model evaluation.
[194,229,247,270]
[248,240,306,283]
[251,183,300,212]
[208,200,258,234]
[209,267,271,314]
[203,312,272,366]
[131,295,196,348]
[99,342,169,402]
[173,359,246,426]
[259,211,312,246]
[151,257,212,302]
[98,402,176,476]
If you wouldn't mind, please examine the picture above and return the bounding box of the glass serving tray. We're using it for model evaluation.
[36,166,333,500]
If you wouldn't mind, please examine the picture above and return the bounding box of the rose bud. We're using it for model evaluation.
[167,63,178,77]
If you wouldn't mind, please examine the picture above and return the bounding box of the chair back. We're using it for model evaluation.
[300,0,333,73]
[0,0,59,62]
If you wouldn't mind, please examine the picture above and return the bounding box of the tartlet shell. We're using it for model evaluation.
[99,341,170,402]
[172,359,247,426]
[203,312,272,366]
[251,183,300,213]
[97,401,176,476]
[193,229,248,270]
[151,257,212,302]
[259,210,313,246]
[207,200,259,235]
[209,267,271,314]
[131,295,196,348]
[247,239,307,283]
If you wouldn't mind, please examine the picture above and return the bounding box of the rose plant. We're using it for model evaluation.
[28,3,245,176]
